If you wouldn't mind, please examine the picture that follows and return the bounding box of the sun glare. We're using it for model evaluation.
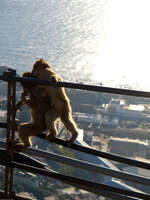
[93,0,150,90]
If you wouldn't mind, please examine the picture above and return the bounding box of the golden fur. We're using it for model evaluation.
[31,58,79,144]
[15,72,52,151]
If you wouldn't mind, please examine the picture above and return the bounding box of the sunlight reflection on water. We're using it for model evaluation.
[0,0,110,84]
[1,0,150,91]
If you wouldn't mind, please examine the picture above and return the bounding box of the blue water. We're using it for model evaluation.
[0,0,110,83]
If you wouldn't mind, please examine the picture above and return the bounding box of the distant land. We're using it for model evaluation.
[0,66,9,74]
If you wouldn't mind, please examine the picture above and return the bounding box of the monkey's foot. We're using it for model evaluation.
[14,143,28,152]
[66,140,73,146]
[46,134,56,143]
[66,135,78,146]
[66,138,75,146]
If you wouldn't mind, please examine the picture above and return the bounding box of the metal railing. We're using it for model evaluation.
[0,69,150,199]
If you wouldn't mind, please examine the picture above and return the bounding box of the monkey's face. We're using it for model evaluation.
[32,67,42,77]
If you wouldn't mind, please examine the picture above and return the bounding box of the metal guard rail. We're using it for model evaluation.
[1,123,150,171]
[0,159,148,200]
[0,140,150,187]
[1,73,150,98]
[1,70,150,199]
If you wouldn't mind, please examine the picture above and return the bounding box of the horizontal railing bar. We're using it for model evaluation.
[37,134,150,170]
[0,160,136,200]
[3,161,149,200]
[0,141,150,186]
[25,147,150,186]
[1,74,150,98]
[0,126,150,171]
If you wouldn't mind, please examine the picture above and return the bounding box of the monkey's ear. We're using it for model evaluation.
[50,76,57,83]
[39,58,45,64]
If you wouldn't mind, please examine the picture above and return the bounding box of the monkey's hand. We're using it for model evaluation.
[50,75,58,83]
[66,134,78,146]
[21,91,27,99]
[50,75,63,83]
[15,100,23,112]
[46,134,55,142]
[14,143,27,152]
[21,92,30,103]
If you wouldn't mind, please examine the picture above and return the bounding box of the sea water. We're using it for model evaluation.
[0,0,110,84]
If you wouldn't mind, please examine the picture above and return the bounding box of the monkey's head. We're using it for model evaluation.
[32,58,52,76]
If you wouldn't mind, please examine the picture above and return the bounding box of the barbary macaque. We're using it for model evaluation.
[31,58,79,145]
[15,72,52,151]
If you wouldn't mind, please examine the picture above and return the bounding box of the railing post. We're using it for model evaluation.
[4,69,16,198]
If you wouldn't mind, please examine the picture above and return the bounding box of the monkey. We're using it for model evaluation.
[31,58,79,145]
[14,72,53,151]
